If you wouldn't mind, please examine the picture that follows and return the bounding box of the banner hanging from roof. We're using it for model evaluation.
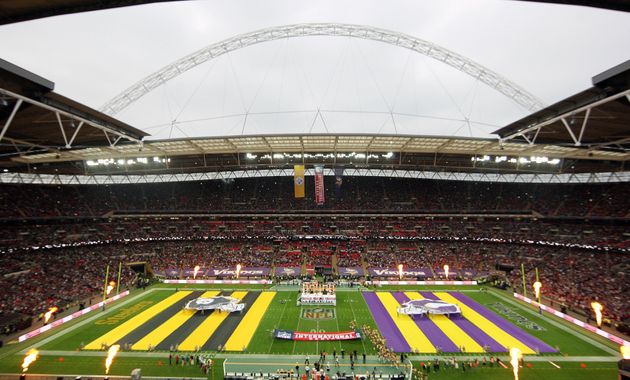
[314,165,325,205]
[334,167,344,199]
[294,165,305,198]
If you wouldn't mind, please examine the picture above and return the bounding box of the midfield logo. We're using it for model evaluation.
[301,308,336,320]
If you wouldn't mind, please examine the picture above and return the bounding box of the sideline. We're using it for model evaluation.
[488,289,619,356]
[19,288,163,354]
[9,350,621,362]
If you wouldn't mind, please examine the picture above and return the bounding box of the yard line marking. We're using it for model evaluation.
[548,361,561,368]
[489,290,619,356]
[17,289,161,355]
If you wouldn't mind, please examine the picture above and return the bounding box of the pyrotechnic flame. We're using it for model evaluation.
[443,264,449,279]
[106,280,116,295]
[397,264,403,280]
[509,347,522,380]
[105,344,120,374]
[44,306,58,324]
[236,264,242,279]
[22,349,39,372]
[533,281,542,300]
[591,302,603,327]
[621,345,630,359]
[193,265,201,279]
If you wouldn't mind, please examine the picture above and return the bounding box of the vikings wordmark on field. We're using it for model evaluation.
[300,308,336,320]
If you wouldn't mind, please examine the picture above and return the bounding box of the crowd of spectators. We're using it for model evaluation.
[0,178,627,330]
[0,233,626,325]
[0,179,628,217]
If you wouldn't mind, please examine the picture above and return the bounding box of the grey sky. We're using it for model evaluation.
[0,0,629,140]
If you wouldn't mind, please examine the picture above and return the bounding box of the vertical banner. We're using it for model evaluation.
[294,165,305,198]
[314,165,325,205]
[334,167,344,199]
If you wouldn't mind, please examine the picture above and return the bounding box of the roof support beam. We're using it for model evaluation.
[560,118,580,146]
[500,88,630,145]
[0,87,143,145]
[55,112,69,147]
[577,108,591,146]
[67,121,84,148]
[0,98,23,142]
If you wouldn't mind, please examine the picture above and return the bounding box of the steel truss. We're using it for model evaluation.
[100,23,545,116]
[0,87,142,152]
[500,88,630,151]
[1,168,627,185]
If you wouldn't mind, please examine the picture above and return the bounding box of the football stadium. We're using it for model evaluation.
[0,1,629,380]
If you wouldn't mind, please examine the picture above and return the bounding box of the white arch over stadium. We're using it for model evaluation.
[101,23,545,117]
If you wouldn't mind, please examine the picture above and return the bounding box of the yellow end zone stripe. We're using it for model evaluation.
[224,291,276,351]
[375,292,437,353]
[84,291,192,349]
[178,291,248,351]
[433,292,535,354]
[404,292,485,353]
[131,291,219,350]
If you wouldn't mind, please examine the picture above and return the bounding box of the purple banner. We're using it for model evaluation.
[207,267,270,277]
[434,269,459,277]
[274,266,301,277]
[182,267,206,277]
[165,268,180,277]
[461,269,477,278]
[368,267,431,277]
[338,267,364,276]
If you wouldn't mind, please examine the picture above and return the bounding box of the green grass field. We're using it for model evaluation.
[0,284,622,380]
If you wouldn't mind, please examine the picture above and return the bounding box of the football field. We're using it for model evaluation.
[0,284,622,379]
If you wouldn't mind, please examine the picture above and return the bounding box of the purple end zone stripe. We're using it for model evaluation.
[421,292,506,353]
[362,292,411,352]
[450,292,557,353]
[392,292,460,352]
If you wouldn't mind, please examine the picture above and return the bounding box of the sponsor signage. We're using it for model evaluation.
[368,268,431,277]
[338,267,364,276]
[18,290,130,342]
[274,266,301,277]
[207,267,270,277]
[164,279,272,284]
[514,293,630,346]
[274,329,361,341]
[370,280,477,285]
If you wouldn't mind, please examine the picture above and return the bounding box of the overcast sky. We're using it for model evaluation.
[0,0,629,140]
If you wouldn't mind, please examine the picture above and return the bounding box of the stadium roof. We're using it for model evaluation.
[495,60,630,154]
[0,0,627,26]
[0,0,172,25]
[11,133,628,164]
[0,58,148,159]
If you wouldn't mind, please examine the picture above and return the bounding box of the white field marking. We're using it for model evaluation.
[548,361,561,368]
[0,373,206,380]
[20,288,162,354]
[346,292,368,354]
[489,290,619,356]
[8,350,623,362]
[267,293,291,354]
